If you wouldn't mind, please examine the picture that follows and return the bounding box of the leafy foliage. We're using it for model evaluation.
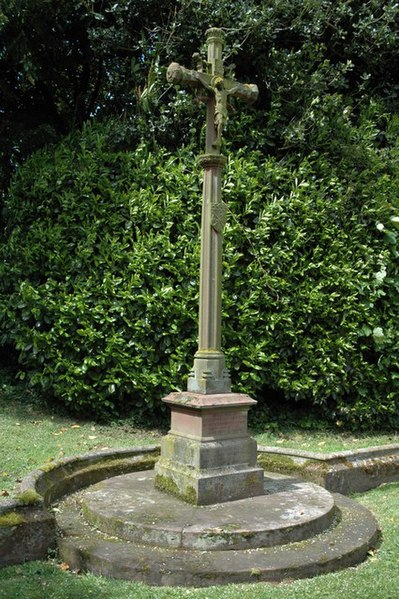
[1,115,398,425]
[1,0,399,425]
[2,0,399,196]
[0,122,201,418]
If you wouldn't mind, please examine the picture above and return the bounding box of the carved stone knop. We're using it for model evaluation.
[211,201,228,233]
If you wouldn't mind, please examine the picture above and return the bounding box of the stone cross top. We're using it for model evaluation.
[167,27,259,394]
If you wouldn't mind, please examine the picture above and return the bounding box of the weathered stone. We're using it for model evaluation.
[155,392,264,504]
[257,443,399,494]
[80,471,336,551]
[18,446,159,506]
[0,447,160,570]
[159,435,258,469]
[0,503,56,567]
[167,29,258,394]
[56,470,380,587]
[155,29,263,504]
[155,462,264,505]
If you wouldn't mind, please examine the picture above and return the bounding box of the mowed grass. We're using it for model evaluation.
[254,428,399,453]
[0,483,398,598]
[0,378,162,497]
[1,373,399,597]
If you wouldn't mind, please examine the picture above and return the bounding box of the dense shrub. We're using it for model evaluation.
[1,115,398,425]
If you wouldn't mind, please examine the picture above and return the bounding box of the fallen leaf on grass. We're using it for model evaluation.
[1,490,9,497]
[70,424,80,429]
[52,428,69,436]
[88,435,97,440]
[367,550,378,561]
[58,562,70,571]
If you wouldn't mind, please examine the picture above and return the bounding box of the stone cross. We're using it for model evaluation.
[154,29,263,504]
[167,27,258,394]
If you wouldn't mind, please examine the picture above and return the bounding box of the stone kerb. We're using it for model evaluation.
[257,443,399,494]
[0,446,160,568]
[19,445,159,506]
[0,498,56,567]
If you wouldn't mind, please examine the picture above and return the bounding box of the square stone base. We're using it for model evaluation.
[154,391,264,505]
[154,459,264,505]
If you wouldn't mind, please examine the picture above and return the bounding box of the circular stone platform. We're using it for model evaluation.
[56,470,379,587]
[80,471,336,550]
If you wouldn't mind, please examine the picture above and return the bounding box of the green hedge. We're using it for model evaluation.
[1,117,398,425]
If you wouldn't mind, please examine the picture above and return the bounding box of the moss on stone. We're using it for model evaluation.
[155,473,180,495]
[250,567,261,577]
[16,489,43,505]
[154,473,197,504]
[39,461,58,473]
[257,453,329,482]
[257,453,300,475]
[0,511,26,527]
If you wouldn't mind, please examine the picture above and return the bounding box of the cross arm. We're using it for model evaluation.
[224,78,259,104]
[166,62,205,89]
[167,62,259,105]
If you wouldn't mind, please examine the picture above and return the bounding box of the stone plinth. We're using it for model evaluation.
[154,392,264,505]
[57,470,380,586]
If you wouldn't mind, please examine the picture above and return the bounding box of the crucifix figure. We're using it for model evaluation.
[167,27,259,394]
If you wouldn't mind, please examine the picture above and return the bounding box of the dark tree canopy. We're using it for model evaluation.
[1,0,399,197]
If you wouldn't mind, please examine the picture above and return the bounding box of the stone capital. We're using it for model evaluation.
[198,153,227,169]
[206,27,225,44]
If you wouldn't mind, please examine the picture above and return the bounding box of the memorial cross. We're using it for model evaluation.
[167,27,258,394]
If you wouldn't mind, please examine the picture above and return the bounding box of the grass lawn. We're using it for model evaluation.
[0,482,398,599]
[1,373,399,598]
[1,376,398,497]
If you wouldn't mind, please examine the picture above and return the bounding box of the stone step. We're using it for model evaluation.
[78,471,337,551]
[56,472,380,587]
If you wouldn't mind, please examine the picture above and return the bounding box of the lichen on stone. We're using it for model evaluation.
[16,489,43,505]
[0,511,26,527]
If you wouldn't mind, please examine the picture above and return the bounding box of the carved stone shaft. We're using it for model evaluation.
[165,28,258,394]
[188,154,230,394]
[155,28,264,505]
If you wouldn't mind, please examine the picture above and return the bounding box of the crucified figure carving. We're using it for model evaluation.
[167,30,258,155]
[204,75,240,150]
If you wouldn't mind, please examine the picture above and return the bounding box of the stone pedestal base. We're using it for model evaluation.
[187,350,231,394]
[154,392,264,505]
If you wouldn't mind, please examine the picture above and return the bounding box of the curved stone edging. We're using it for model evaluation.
[79,471,338,551]
[18,445,160,506]
[0,446,160,568]
[1,442,397,570]
[56,485,380,586]
[257,443,399,494]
